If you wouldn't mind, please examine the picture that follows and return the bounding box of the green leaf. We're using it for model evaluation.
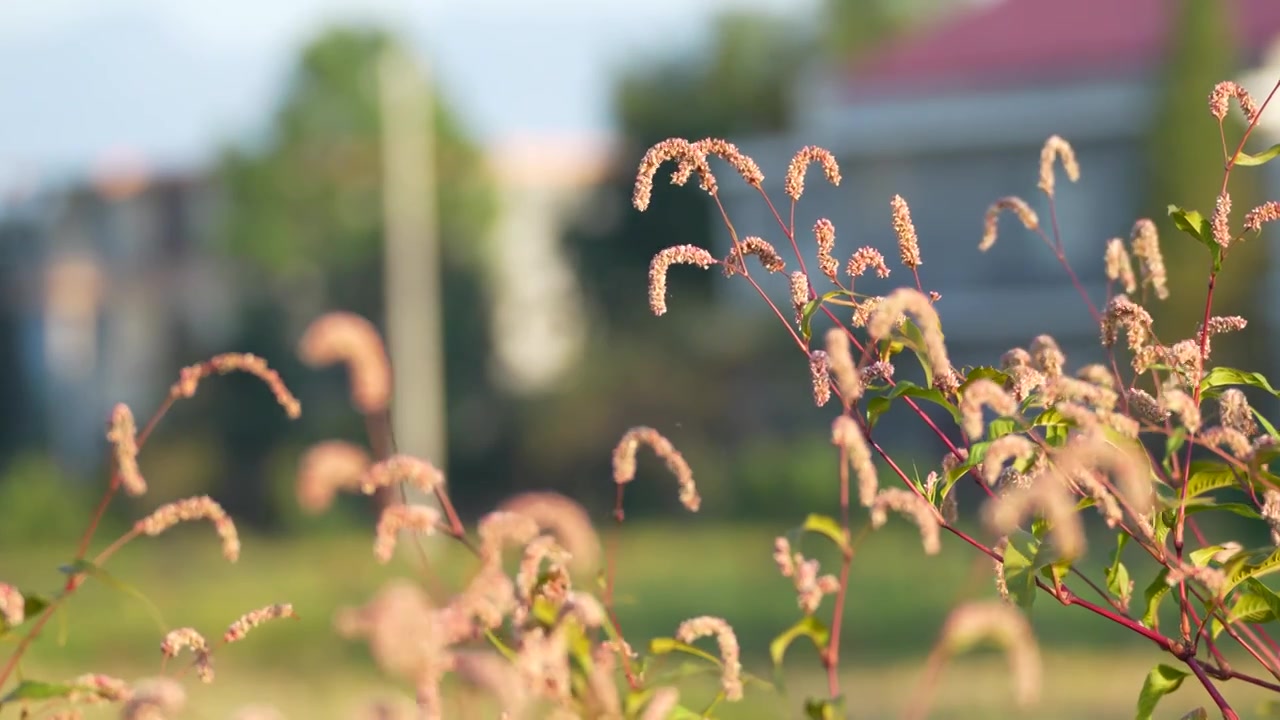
[1223,547,1280,595]
[1183,502,1261,520]
[649,637,721,666]
[1184,461,1238,499]
[961,366,1010,387]
[1142,568,1171,630]
[1136,663,1189,720]
[987,418,1018,441]
[1234,142,1280,167]
[865,380,961,429]
[1223,578,1280,626]
[0,680,75,704]
[60,559,167,633]
[1199,367,1280,399]
[864,397,892,428]
[899,318,937,388]
[1163,428,1187,475]
[800,514,850,555]
[800,290,851,342]
[1105,534,1131,602]
[1188,544,1239,568]
[770,616,831,670]
[1167,205,1223,272]
[804,696,846,720]
[1002,530,1040,609]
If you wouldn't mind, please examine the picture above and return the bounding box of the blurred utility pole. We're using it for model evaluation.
[378,44,447,505]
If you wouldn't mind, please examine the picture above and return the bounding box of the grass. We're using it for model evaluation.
[0,519,1274,718]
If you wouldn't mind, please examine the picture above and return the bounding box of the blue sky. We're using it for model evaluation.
[0,0,817,186]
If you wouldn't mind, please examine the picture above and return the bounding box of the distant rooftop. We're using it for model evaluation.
[844,0,1280,100]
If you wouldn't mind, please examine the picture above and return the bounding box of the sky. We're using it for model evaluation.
[0,0,819,187]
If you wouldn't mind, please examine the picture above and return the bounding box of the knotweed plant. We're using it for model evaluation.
[8,78,1280,720]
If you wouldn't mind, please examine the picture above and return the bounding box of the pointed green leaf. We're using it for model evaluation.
[1167,205,1223,272]
[804,696,847,720]
[770,616,831,670]
[1002,530,1040,609]
[1223,547,1280,595]
[866,380,961,428]
[1106,534,1131,602]
[649,637,722,666]
[1142,568,1172,630]
[800,514,850,555]
[0,680,76,704]
[1184,461,1238,499]
[799,290,851,342]
[1136,663,1189,720]
[1199,367,1280,399]
[61,559,167,632]
[1234,142,1280,167]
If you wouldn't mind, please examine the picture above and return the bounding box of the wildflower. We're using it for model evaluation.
[1244,201,1280,232]
[297,312,389,414]
[160,628,213,683]
[789,271,811,324]
[1208,81,1259,123]
[120,678,185,720]
[687,138,764,188]
[1199,426,1253,459]
[809,350,832,406]
[846,246,891,279]
[890,195,922,269]
[981,435,1037,486]
[647,244,717,317]
[1263,490,1280,546]
[824,327,862,403]
[633,138,710,211]
[984,475,1084,559]
[296,440,371,514]
[1075,364,1115,390]
[1104,238,1137,293]
[784,145,841,201]
[172,353,301,419]
[1130,219,1169,300]
[495,491,601,573]
[373,504,442,563]
[640,687,681,720]
[937,602,1041,707]
[477,511,542,562]
[676,616,743,701]
[960,379,1019,441]
[1160,389,1202,433]
[359,454,444,496]
[869,288,955,393]
[869,488,942,555]
[1100,294,1153,352]
[515,625,572,703]
[0,583,23,627]
[1219,389,1257,437]
[515,535,572,611]
[723,236,785,276]
[813,218,839,280]
[106,403,146,496]
[67,674,132,704]
[979,196,1039,251]
[1211,191,1233,248]
[224,603,297,643]
[611,427,700,511]
[135,496,240,562]
[453,651,529,718]
[1198,315,1248,358]
[1125,388,1169,425]
[1166,563,1226,597]
[1029,335,1065,380]
[833,416,877,507]
[851,296,883,328]
[1037,135,1079,197]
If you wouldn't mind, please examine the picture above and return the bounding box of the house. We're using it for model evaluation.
[0,159,237,476]
[713,0,1280,375]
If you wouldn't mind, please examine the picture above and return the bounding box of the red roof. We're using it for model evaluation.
[847,0,1280,98]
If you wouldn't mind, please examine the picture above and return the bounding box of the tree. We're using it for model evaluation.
[1144,0,1266,367]
[210,26,505,524]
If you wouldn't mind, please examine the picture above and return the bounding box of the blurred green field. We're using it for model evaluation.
[2,521,1276,719]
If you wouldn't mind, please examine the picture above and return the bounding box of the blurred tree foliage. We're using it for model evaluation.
[1144,0,1267,368]
[208,26,508,525]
